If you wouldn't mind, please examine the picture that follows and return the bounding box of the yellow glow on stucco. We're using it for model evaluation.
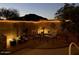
[6,33,17,48]
[44,28,49,34]
[38,27,49,34]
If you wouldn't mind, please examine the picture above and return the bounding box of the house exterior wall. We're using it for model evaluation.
[0,20,62,48]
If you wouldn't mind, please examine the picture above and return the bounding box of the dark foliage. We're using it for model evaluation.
[20,14,48,21]
[55,3,79,33]
[0,8,19,20]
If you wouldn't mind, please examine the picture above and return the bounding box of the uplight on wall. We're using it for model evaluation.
[38,27,49,34]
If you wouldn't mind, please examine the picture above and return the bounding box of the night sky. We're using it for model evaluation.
[0,3,64,19]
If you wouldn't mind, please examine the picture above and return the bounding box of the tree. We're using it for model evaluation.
[55,3,79,33]
[0,8,19,20]
[20,14,47,21]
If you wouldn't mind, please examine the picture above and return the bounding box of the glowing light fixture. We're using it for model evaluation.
[38,27,49,34]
